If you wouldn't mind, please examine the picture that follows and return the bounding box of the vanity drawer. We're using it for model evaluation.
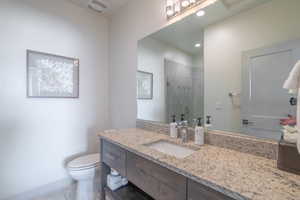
[188,179,234,200]
[102,140,126,176]
[126,152,186,200]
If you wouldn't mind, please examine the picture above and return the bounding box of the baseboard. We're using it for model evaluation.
[3,178,73,200]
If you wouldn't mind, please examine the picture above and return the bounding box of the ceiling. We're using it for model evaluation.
[149,0,272,55]
[68,0,130,15]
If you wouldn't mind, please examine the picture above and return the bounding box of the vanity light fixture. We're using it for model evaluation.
[195,43,201,48]
[196,10,205,17]
[165,0,217,19]
[166,0,175,16]
[174,0,181,13]
[167,8,174,16]
[181,0,190,7]
[166,0,174,6]
[166,7,175,16]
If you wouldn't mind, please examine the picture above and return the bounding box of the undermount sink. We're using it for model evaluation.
[144,140,196,158]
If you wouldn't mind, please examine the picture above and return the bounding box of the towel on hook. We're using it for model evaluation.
[283,130,298,144]
[283,60,300,154]
[283,61,300,90]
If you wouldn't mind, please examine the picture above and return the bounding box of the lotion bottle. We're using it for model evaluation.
[170,115,178,138]
[195,118,204,146]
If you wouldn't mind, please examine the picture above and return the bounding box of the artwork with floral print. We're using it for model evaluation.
[27,50,79,98]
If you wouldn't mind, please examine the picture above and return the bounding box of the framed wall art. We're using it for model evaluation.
[27,50,79,98]
[137,70,153,100]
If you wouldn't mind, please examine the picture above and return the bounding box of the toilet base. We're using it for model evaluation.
[67,154,100,200]
[76,179,95,200]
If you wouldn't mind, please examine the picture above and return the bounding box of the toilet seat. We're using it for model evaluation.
[68,153,100,171]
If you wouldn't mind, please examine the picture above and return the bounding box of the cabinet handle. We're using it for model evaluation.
[290,97,297,106]
[105,153,116,160]
[139,168,146,175]
[137,167,147,175]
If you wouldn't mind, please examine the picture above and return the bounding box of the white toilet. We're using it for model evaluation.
[67,153,100,200]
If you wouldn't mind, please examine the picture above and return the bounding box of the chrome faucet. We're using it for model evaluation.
[178,114,189,143]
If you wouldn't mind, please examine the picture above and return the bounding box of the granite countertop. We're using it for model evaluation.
[98,128,300,200]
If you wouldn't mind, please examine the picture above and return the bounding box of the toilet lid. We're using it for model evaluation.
[68,153,100,169]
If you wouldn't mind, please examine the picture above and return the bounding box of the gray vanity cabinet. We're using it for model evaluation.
[126,152,160,199]
[126,151,186,200]
[188,179,234,200]
[102,140,126,176]
[101,139,235,200]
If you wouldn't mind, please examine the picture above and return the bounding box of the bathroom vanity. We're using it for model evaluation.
[98,129,300,200]
[99,1,300,199]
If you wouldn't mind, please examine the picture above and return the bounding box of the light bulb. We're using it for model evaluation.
[195,43,201,48]
[174,1,181,12]
[181,0,190,7]
[196,10,205,17]
[166,0,174,7]
[166,7,174,16]
[190,0,196,4]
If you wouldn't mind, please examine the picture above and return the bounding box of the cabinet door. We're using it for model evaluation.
[127,152,187,200]
[159,182,185,200]
[126,152,160,199]
[102,140,126,176]
[188,179,234,200]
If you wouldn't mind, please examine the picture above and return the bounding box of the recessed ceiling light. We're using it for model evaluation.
[196,10,205,17]
[195,43,201,48]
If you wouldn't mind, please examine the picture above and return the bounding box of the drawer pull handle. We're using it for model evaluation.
[138,168,147,175]
[105,153,117,160]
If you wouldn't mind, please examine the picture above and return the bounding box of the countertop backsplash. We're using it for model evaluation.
[136,119,278,160]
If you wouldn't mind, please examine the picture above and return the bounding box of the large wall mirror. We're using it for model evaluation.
[137,0,300,141]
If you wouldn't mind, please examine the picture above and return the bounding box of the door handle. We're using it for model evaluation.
[289,97,297,106]
[242,119,254,126]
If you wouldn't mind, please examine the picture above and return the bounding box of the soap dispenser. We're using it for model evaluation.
[195,118,204,146]
[205,116,212,132]
[170,115,178,138]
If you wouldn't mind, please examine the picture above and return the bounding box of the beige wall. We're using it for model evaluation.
[109,0,300,132]
[204,0,300,133]
[109,0,168,128]
[138,37,194,122]
[0,0,109,199]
